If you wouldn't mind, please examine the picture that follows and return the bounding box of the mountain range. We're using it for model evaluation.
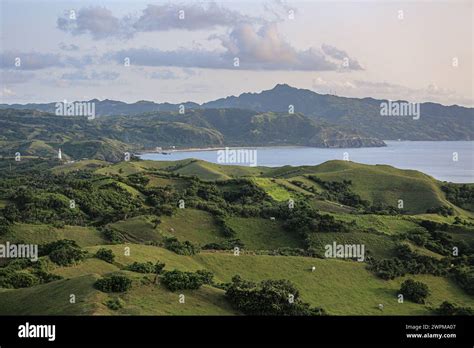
[0,108,383,162]
[2,84,472,141]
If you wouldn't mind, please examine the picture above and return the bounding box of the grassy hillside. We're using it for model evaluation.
[11,244,471,316]
[1,224,106,247]
[0,157,472,316]
[265,160,450,214]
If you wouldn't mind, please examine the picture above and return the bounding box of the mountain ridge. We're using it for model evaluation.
[1,84,472,141]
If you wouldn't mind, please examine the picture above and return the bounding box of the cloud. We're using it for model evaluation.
[134,3,259,32]
[311,78,473,106]
[57,7,133,40]
[149,68,199,80]
[0,52,63,70]
[216,23,341,70]
[0,87,16,97]
[60,70,120,81]
[0,52,94,70]
[108,48,228,69]
[108,24,361,71]
[0,71,35,84]
[150,70,180,80]
[149,70,179,80]
[57,3,260,39]
[322,44,363,70]
[59,42,80,51]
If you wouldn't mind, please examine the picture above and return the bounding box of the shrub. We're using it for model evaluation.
[164,237,199,255]
[161,270,206,291]
[39,239,86,266]
[48,245,86,266]
[400,279,430,304]
[32,269,63,284]
[94,275,132,293]
[195,270,214,285]
[154,261,166,274]
[125,261,155,274]
[7,272,39,289]
[453,267,474,295]
[203,239,244,250]
[95,248,115,264]
[435,301,473,315]
[105,297,125,310]
[0,223,11,235]
[215,217,236,238]
[101,227,124,244]
[226,276,325,316]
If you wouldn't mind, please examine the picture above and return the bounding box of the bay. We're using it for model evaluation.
[140,141,474,183]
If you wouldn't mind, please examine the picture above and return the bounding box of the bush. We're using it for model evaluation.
[101,227,124,244]
[39,239,86,266]
[94,275,132,293]
[105,297,125,310]
[195,270,214,285]
[453,267,474,295]
[125,261,155,274]
[161,270,206,291]
[32,269,63,284]
[95,248,115,264]
[400,279,430,304]
[7,272,39,289]
[203,239,244,250]
[0,223,11,235]
[48,245,86,266]
[154,261,166,274]
[226,275,325,316]
[164,237,199,255]
[435,301,473,315]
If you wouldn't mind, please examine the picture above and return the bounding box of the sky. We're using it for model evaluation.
[0,0,472,106]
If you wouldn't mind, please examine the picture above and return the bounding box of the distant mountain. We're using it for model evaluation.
[1,84,472,141]
[203,84,474,141]
[0,108,384,161]
[0,99,199,116]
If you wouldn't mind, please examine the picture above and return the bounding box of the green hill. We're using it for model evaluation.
[0,158,472,316]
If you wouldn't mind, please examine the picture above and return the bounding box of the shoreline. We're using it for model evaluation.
[136,145,308,155]
[136,140,474,155]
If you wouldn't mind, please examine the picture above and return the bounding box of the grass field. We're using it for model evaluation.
[329,213,421,235]
[225,217,304,250]
[14,243,472,316]
[109,215,162,243]
[252,177,294,201]
[0,158,471,316]
[1,224,106,247]
[265,161,450,214]
[159,209,224,245]
[307,232,398,259]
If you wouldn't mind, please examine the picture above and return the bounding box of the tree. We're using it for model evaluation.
[94,275,132,293]
[400,279,430,304]
[151,217,161,229]
[95,248,115,264]
[225,275,325,316]
[161,270,206,291]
